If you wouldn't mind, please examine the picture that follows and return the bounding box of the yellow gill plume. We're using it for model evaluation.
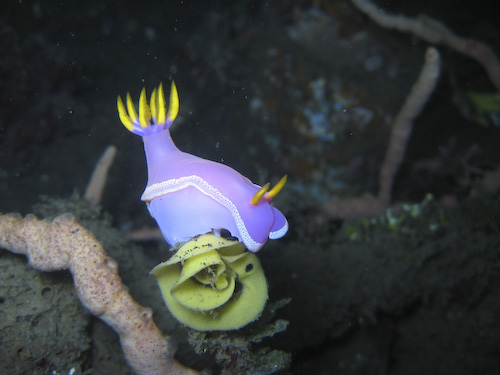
[117,81,179,130]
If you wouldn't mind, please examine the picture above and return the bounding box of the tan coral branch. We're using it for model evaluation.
[377,47,441,205]
[350,0,500,90]
[323,48,440,218]
[84,145,117,207]
[0,213,199,375]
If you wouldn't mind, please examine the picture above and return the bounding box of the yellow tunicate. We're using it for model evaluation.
[151,233,268,331]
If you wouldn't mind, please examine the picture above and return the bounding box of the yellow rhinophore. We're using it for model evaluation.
[151,233,268,331]
[251,175,288,206]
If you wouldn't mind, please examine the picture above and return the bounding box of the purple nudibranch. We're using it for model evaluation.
[117,82,288,252]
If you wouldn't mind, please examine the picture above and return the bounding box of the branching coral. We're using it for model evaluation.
[0,212,199,375]
[323,47,441,218]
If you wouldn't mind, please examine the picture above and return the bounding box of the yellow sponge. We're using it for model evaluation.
[151,233,268,331]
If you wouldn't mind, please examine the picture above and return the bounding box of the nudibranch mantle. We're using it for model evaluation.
[117,82,288,252]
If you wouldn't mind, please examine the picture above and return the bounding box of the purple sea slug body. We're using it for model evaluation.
[117,82,288,252]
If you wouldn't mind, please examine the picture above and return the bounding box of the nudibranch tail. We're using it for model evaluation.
[117,81,179,136]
